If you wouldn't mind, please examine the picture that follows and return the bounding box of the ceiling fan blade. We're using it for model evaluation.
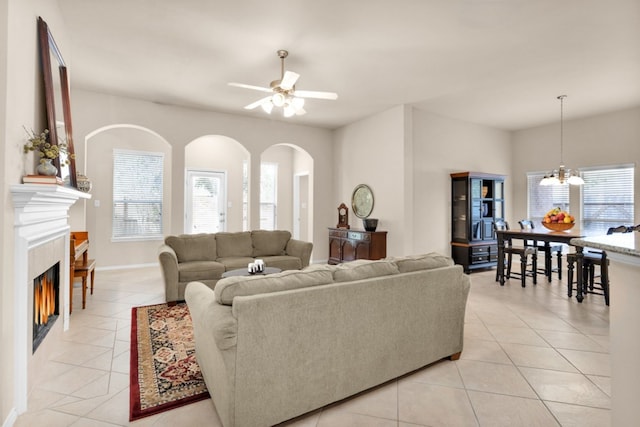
[294,90,338,100]
[280,71,300,90]
[229,82,272,93]
[244,96,272,110]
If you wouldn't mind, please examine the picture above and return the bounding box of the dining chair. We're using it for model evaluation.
[567,225,629,306]
[493,220,537,287]
[518,220,563,282]
[74,258,96,309]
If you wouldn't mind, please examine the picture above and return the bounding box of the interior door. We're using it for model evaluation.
[185,170,226,233]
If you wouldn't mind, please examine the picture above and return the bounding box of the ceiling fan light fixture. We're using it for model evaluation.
[291,96,305,110]
[283,104,296,117]
[229,50,338,118]
[272,92,286,107]
[261,100,274,114]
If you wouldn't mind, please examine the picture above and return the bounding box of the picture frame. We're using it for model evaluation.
[37,16,77,188]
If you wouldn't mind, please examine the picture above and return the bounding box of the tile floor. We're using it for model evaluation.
[14,264,611,426]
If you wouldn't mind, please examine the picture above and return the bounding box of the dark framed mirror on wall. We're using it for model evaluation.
[37,16,77,188]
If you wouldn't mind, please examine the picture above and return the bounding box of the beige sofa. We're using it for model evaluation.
[158,230,312,302]
[185,253,470,427]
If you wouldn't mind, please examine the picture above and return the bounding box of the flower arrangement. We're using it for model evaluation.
[23,127,73,165]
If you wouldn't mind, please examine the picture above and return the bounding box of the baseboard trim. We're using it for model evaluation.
[95,262,158,272]
[3,408,17,427]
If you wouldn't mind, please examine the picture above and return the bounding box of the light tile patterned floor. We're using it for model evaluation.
[15,264,611,426]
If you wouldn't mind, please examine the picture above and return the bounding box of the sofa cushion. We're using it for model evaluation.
[261,255,302,271]
[215,268,335,305]
[217,257,256,271]
[333,259,399,283]
[215,232,253,258]
[390,252,454,273]
[178,261,225,282]
[252,230,291,257]
[166,234,217,262]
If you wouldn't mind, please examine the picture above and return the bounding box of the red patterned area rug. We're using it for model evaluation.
[130,302,210,421]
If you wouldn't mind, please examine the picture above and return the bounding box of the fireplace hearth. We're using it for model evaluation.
[32,262,60,353]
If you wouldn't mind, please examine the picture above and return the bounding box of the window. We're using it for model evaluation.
[527,173,570,221]
[581,165,634,234]
[260,162,278,230]
[112,149,164,240]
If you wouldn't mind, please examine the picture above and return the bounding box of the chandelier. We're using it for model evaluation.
[539,95,584,186]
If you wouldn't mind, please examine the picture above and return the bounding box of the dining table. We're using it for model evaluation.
[495,227,588,302]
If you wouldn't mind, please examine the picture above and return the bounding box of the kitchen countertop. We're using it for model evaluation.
[571,232,640,258]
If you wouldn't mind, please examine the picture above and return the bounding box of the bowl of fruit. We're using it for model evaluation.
[542,207,575,231]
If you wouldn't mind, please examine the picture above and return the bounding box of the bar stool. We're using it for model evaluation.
[567,225,629,306]
[519,220,563,282]
[494,220,537,287]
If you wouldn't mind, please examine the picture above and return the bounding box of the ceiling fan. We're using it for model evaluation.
[228,50,338,117]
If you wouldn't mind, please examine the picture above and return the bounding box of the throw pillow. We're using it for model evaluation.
[215,268,334,305]
[333,259,399,282]
[215,232,253,258]
[165,234,216,262]
[390,252,454,273]
[252,230,291,257]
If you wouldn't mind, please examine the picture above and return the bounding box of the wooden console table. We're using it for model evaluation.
[328,228,387,265]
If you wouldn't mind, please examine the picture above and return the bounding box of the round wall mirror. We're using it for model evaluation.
[351,184,374,218]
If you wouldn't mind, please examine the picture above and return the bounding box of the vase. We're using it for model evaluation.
[36,159,58,176]
[76,173,92,192]
[363,218,378,232]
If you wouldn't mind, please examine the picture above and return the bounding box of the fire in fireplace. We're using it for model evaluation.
[33,262,60,353]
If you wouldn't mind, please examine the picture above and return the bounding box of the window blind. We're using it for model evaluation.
[527,173,570,221]
[112,149,164,240]
[581,165,634,234]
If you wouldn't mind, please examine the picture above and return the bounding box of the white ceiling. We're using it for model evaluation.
[56,0,640,131]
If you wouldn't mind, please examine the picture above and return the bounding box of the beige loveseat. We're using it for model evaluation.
[158,230,312,302]
[185,253,470,427]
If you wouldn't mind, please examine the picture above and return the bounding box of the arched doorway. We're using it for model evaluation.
[260,144,313,241]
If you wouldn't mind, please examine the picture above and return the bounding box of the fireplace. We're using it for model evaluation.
[11,184,90,413]
[32,262,60,353]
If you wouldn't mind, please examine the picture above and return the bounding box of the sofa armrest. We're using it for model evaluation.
[158,244,180,302]
[285,239,313,268]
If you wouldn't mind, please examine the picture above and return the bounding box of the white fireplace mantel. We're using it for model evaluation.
[10,183,90,414]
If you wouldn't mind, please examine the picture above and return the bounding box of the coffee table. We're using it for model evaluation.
[221,266,282,278]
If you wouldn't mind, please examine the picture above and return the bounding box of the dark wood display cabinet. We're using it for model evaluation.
[328,228,387,265]
[450,172,505,273]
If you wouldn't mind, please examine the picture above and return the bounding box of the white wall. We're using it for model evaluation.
[511,107,640,225]
[86,126,172,267]
[412,108,512,256]
[71,89,334,264]
[334,106,408,256]
[334,105,511,258]
[1,1,69,423]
